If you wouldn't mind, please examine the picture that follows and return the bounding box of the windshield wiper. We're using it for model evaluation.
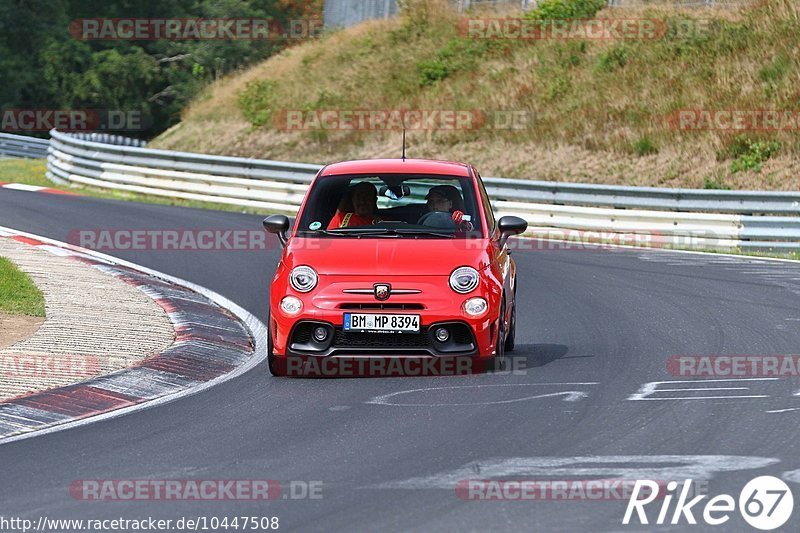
[392,229,456,238]
[301,228,399,238]
[296,229,351,237]
[336,228,456,238]
[300,228,455,238]
[329,227,391,234]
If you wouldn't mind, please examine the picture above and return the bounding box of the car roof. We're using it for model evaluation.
[319,159,471,177]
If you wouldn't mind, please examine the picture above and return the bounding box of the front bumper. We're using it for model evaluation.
[269,277,500,358]
[283,319,480,357]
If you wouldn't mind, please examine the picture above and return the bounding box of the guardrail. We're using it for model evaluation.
[0,133,49,159]
[1,132,145,159]
[45,129,800,252]
[63,132,147,148]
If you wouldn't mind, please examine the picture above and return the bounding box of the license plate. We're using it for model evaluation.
[343,313,420,333]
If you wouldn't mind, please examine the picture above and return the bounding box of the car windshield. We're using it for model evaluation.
[295,174,484,238]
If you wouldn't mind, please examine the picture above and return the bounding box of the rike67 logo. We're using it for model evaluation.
[624,476,793,530]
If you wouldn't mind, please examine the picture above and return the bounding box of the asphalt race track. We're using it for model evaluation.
[2,188,800,531]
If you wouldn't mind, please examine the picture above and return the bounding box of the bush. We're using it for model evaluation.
[596,45,628,72]
[417,38,494,86]
[525,0,606,21]
[633,136,658,156]
[731,140,781,173]
[717,135,781,174]
[238,80,275,128]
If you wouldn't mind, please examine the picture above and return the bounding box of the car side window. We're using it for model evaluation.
[476,172,496,235]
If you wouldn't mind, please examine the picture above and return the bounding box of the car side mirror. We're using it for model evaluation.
[497,216,528,249]
[263,215,290,247]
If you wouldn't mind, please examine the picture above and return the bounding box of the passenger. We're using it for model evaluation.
[327,182,382,229]
[418,185,473,231]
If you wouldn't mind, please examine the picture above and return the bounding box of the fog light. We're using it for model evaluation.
[435,327,450,342]
[313,326,328,342]
[280,296,302,316]
[463,297,488,317]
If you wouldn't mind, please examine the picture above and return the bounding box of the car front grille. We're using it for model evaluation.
[333,327,432,349]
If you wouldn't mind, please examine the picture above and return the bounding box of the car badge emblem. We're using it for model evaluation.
[374,283,391,301]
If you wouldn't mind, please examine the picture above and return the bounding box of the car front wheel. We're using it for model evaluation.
[504,299,516,353]
[491,300,507,372]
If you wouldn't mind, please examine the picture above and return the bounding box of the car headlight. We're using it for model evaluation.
[280,296,303,316]
[449,266,479,293]
[290,265,318,292]
[463,297,488,317]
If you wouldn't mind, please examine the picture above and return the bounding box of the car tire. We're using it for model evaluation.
[267,315,287,377]
[504,299,516,353]
[491,300,507,372]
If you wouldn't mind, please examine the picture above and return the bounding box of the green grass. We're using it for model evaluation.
[0,158,280,216]
[0,158,51,187]
[0,257,45,317]
[702,174,731,190]
[633,136,659,156]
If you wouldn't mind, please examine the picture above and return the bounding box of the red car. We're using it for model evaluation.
[262,159,527,376]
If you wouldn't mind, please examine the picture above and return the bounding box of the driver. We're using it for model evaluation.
[417,185,473,231]
[328,182,382,229]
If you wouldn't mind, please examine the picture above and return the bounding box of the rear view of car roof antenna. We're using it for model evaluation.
[402,128,406,161]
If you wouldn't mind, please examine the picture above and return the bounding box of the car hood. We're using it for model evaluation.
[283,237,491,276]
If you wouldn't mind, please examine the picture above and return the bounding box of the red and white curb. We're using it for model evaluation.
[0,225,266,444]
[0,183,78,195]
